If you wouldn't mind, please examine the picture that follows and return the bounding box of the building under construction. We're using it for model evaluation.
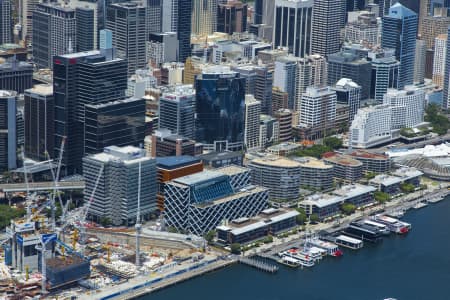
[46,256,90,289]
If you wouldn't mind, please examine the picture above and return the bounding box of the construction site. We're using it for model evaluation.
[0,143,218,300]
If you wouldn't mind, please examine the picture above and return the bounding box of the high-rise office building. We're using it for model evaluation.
[251,0,274,41]
[295,54,327,112]
[382,3,418,88]
[195,66,245,152]
[106,2,147,76]
[24,85,54,162]
[414,39,426,83]
[83,146,157,226]
[147,0,162,34]
[32,2,77,69]
[0,58,33,93]
[191,0,218,36]
[371,56,400,102]
[147,32,178,66]
[159,85,196,140]
[433,34,447,87]
[217,0,248,34]
[327,50,372,100]
[311,0,345,57]
[53,50,127,174]
[21,0,40,43]
[332,78,361,125]
[244,95,261,150]
[0,0,12,44]
[273,56,298,110]
[0,91,16,171]
[299,86,337,139]
[64,0,99,52]
[273,0,313,57]
[84,98,146,156]
[442,25,450,109]
[421,15,450,79]
[344,11,380,46]
[232,65,273,115]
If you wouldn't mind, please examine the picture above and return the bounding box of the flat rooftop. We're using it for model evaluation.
[267,142,300,152]
[350,150,389,160]
[250,156,301,168]
[217,208,298,236]
[25,84,53,96]
[156,156,201,170]
[369,174,403,186]
[293,157,333,170]
[302,193,343,208]
[323,152,363,167]
[392,167,424,179]
[332,184,377,199]
[215,165,249,176]
[174,170,225,186]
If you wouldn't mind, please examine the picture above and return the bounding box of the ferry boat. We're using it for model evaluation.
[335,235,363,250]
[372,214,411,234]
[308,238,343,257]
[278,248,315,267]
[362,219,390,235]
[301,246,326,262]
[343,221,384,243]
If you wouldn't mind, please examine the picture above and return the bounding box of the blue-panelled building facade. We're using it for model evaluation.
[164,167,269,235]
[381,3,418,89]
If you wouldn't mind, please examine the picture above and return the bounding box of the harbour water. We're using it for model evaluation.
[141,195,450,300]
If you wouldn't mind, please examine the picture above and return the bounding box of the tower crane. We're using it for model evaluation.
[135,161,142,267]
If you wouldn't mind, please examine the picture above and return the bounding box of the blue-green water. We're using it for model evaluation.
[142,196,450,300]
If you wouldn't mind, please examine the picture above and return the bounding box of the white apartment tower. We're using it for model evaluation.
[383,86,425,129]
[433,34,447,88]
[244,95,262,150]
[299,86,337,135]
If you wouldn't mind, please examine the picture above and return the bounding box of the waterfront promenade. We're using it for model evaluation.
[78,182,448,300]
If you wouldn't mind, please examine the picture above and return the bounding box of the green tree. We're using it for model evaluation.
[295,208,308,225]
[374,191,390,204]
[100,217,112,227]
[309,213,320,224]
[340,203,356,215]
[323,137,343,150]
[205,230,216,243]
[364,172,377,180]
[230,243,241,254]
[263,235,273,244]
[167,226,178,233]
[400,183,415,193]
[425,104,450,135]
[0,205,26,230]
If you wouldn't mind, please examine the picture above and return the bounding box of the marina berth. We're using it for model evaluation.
[362,219,391,235]
[335,235,364,250]
[343,221,384,243]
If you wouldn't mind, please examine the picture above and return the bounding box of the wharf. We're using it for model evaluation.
[79,258,235,300]
[238,256,278,273]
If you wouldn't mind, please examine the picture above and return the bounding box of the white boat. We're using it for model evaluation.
[413,202,428,209]
[308,238,343,257]
[362,219,391,235]
[279,249,315,267]
[372,214,411,234]
[335,235,363,250]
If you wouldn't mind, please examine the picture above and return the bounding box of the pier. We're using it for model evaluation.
[238,257,278,273]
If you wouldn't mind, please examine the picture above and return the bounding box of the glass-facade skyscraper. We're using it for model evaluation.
[195,66,245,152]
[53,50,127,174]
[382,3,418,89]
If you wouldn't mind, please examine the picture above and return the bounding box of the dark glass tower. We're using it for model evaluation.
[177,0,192,63]
[195,67,245,152]
[53,50,127,174]
[84,98,145,155]
[76,7,95,52]
[382,3,418,88]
